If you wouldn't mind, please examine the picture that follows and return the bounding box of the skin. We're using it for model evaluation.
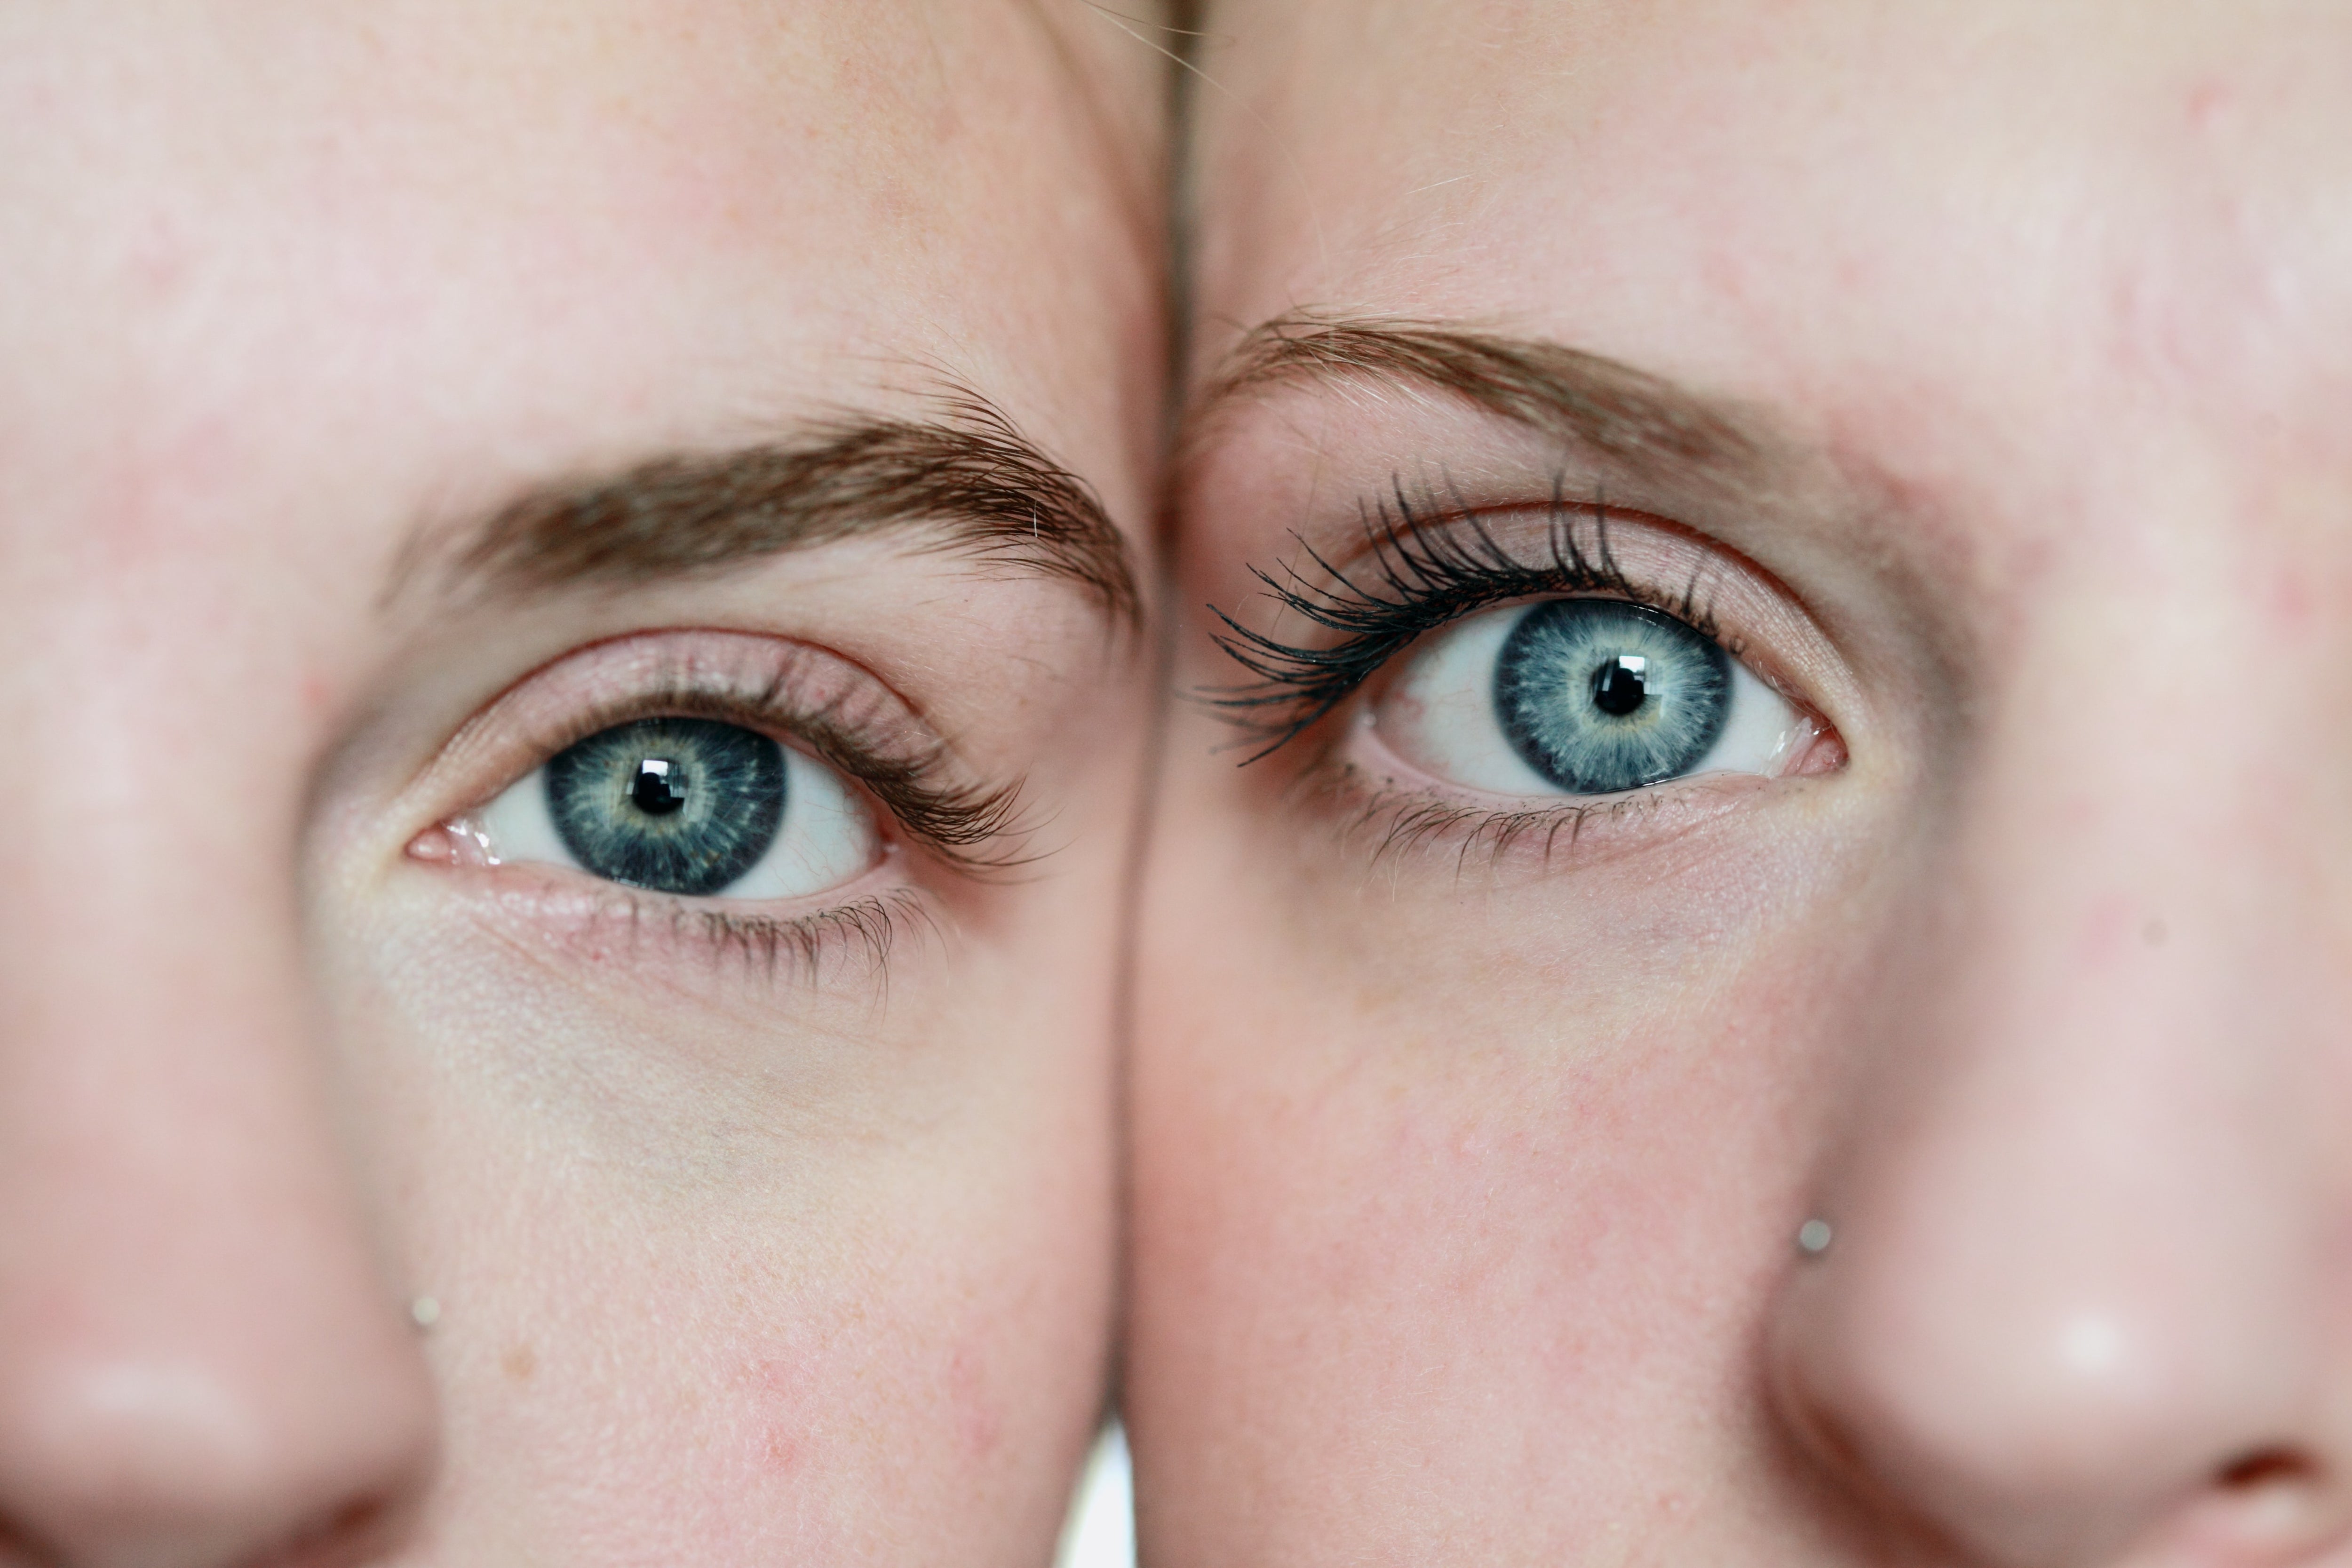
[1134,3,2352,1565]
[0,3,1160,1564]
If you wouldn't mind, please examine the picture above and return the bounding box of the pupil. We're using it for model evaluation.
[629,758,688,815]
[1591,657,1649,717]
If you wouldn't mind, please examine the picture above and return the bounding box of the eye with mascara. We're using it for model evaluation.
[1379,596,1814,798]
[1207,494,1841,826]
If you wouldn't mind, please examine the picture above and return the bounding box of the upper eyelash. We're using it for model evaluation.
[1204,479,1724,760]
[519,661,1029,876]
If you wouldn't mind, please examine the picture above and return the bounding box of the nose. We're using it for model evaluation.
[0,757,437,1564]
[1769,600,2352,1567]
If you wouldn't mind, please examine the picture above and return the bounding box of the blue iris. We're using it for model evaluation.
[1492,599,1730,794]
[544,717,785,895]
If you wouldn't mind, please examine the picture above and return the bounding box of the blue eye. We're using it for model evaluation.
[541,718,785,896]
[1493,599,1731,794]
[471,716,878,899]
[1377,597,1810,798]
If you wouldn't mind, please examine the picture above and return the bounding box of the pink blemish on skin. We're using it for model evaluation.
[2272,573,2313,630]
[947,1344,1001,1464]
[2074,892,2136,971]
[2185,78,2229,133]
[743,1358,812,1478]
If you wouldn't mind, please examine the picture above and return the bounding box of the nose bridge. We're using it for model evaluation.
[0,657,436,1565]
[1772,568,2352,1565]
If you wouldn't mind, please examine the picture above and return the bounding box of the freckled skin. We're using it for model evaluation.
[1136,3,2352,1565]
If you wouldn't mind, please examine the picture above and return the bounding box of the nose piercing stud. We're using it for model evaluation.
[410,1295,443,1330]
[1795,1219,1834,1257]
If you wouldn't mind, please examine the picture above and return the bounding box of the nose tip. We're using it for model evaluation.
[1770,1200,2352,1568]
[0,1334,435,1568]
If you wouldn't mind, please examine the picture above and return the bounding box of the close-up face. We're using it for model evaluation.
[0,3,1160,1563]
[1135,3,2352,1565]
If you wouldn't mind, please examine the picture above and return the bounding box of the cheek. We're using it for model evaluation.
[313,873,1116,1560]
[1131,779,1889,1531]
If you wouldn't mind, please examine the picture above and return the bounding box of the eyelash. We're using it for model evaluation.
[1206,482,1728,759]
[428,636,1028,982]
[507,661,1026,876]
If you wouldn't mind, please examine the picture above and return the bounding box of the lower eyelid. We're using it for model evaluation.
[426,860,931,992]
[1304,749,1779,874]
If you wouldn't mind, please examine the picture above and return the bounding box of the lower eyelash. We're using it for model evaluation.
[1204,481,1724,760]
[692,889,932,984]
[1300,754,1764,877]
[462,867,934,990]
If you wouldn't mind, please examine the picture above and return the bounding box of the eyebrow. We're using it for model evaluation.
[1184,312,1769,484]
[405,393,1139,624]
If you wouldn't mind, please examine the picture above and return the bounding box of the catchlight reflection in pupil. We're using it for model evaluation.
[544,716,786,895]
[1493,599,1732,794]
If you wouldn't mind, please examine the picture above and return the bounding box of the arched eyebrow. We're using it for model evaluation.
[1183,312,1770,485]
[396,394,1139,625]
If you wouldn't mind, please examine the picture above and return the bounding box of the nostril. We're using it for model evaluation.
[268,1493,394,1568]
[2162,1445,2352,1563]
[2217,1447,2315,1491]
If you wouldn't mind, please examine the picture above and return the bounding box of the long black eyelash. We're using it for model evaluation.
[1204,480,1721,761]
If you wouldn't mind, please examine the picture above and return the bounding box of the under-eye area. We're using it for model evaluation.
[1204,487,1845,864]
[405,628,1026,977]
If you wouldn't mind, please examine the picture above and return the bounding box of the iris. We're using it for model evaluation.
[543,717,786,895]
[1492,599,1730,794]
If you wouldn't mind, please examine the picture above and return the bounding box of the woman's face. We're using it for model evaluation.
[0,3,1159,1563]
[1136,2,2352,1563]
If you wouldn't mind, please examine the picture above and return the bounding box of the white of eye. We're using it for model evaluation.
[471,740,877,899]
[1374,599,1810,797]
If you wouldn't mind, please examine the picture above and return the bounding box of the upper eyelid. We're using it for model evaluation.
[407,629,1025,870]
[432,633,927,791]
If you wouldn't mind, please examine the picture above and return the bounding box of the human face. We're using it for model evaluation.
[0,3,1160,1563]
[1134,3,2352,1563]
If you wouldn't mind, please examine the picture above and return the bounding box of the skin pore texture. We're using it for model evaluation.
[1133,3,2352,1566]
[0,3,1161,1564]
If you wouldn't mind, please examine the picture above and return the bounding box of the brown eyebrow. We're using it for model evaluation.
[407,393,1139,624]
[1184,312,1768,482]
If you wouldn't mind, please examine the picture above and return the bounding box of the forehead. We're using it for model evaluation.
[0,0,1162,567]
[1191,1,2352,485]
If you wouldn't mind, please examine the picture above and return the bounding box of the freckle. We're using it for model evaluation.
[2144,919,2167,946]
[502,1345,537,1381]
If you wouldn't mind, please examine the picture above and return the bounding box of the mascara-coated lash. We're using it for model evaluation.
[1205,483,1723,760]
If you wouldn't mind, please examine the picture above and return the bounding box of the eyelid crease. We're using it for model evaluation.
[1202,479,1740,762]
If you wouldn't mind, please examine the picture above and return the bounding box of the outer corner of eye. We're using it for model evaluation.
[1371,598,1828,798]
